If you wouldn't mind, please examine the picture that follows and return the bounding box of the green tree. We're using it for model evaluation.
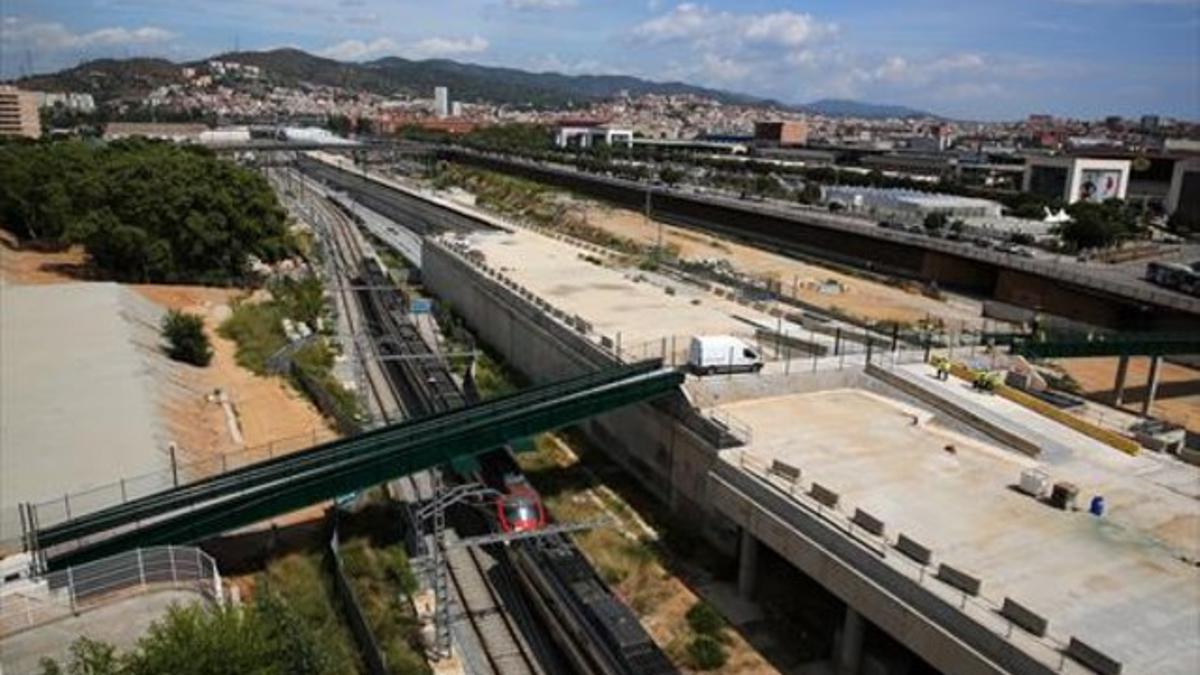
[686,634,728,670]
[923,212,948,233]
[1059,199,1139,251]
[162,310,213,367]
[659,166,685,186]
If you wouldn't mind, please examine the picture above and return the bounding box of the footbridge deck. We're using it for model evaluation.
[26,362,683,570]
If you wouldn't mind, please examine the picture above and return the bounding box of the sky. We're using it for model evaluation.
[2,0,1198,121]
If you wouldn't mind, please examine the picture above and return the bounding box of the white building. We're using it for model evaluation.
[554,122,634,148]
[821,185,1004,223]
[36,92,96,113]
[451,101,463,117]
[434,86,449,118]
[1022,156,1131,204]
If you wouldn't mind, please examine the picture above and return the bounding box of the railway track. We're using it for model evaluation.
[293,173,542,675]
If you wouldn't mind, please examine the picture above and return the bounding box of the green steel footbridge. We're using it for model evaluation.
[26,362,683,570]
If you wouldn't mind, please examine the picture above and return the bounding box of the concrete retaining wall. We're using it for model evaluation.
[422,239,739,550]
[865,364,1041,456]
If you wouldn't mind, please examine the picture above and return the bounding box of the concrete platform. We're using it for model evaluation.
[718,386,1200,674]
[1,588,211,673]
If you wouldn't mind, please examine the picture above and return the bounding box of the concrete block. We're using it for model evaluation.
[810,482,839,508]
[936,563,981,596]
[852,508,885,537]
[1000,597,1048,638]
[1066,637,1122,675]
[769,460,801,484]
[895,534,932,565]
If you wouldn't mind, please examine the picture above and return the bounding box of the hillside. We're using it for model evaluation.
[16,58,185,102]
[800,98,933,119]
[14,48,937,117]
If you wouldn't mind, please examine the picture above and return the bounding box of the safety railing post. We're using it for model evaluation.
[67,566,77,614]
[169,545,177,583]
[138,548,146,587]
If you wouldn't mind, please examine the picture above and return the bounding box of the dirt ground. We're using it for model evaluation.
[573,202,984,328]
[526,436,782,675]
[1,237,335,473]
[0,233,91,285]
[1055,356,1200,433]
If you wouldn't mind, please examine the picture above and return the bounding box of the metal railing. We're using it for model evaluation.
[728,452,1106,675]
[0,545,221,637]
[16,428,340,546]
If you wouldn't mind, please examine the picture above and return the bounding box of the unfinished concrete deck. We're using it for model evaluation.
[0,283,175,543]
[718,387,1200,674]
[461,227,870,364]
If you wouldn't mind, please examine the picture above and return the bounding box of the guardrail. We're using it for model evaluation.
[15,429,340,548]
[724,452,1117,675]
[0,545,221,637]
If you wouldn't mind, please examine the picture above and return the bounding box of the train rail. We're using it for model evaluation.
[298,175,542,674]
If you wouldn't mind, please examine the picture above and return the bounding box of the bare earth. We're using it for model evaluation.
[573,202,984,327]
[1055,356,1200,433]
[1,239,335,471]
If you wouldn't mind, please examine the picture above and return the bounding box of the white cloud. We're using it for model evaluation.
[2,17,175,52]
[319,35,488,61]
[632,3,835,51]
[504,0,578,9]
[318,38,400,61]
[405,36,489,59]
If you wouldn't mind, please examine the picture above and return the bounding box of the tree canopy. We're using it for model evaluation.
[0,138,293,284]
[1058,199,1143,251]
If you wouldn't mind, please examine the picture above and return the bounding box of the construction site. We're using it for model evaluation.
[2,147,1198,675]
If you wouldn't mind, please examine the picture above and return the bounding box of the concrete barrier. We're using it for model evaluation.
[810,482,839,508]
[1066,637,1122,675]
[995,385,1140,456]
[852,508,885,536]
[1001,597,1049,638]
[769,460,801,484]
[895,534,933,565]
[865,363,1041,456]
[936,563,982,596]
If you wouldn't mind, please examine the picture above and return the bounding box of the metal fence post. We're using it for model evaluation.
[169,545,177,583]
[138,548,146,586]
[170,444,179,488]
[120,478,127,503]
[67,566,77,614]
[63,493,72,521]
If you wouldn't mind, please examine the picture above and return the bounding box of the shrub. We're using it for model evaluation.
[686,600,727,636]
[686,634,728,670]
[161,310,212,367]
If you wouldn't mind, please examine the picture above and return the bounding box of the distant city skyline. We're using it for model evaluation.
[2,0,1198,121]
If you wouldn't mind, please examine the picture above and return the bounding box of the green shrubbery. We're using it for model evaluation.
[161,310,213,367]
[0,138,292,283]
[683,600,730,670]
[38,590,351,675]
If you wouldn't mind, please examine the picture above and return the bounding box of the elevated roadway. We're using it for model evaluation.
[440,148,1200,332]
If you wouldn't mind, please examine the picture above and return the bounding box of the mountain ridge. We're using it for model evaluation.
[13,48,936,118]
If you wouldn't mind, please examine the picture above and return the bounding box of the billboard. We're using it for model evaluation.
[1077,169,1122,203]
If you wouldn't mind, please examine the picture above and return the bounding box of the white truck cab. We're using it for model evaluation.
[687,335,763,375]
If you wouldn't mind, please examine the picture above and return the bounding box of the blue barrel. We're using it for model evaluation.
[1089,495,1105,516]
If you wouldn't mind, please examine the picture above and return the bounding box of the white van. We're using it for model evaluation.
[687,335,763,375]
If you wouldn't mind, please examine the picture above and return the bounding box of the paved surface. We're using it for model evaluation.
[0,283,173,544]
[719,386,1200,674]
[0,588,210,673]
[462,227,865,366]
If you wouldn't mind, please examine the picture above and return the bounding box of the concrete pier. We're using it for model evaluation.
[836,606,865,675]
[1112,354,1130,406]
[1142,355,1163,417]
[737,528,759,599]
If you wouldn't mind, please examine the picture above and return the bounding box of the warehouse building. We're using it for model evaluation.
[822,185,1004,223]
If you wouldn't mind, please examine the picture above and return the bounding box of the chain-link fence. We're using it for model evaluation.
[0,545,221,637]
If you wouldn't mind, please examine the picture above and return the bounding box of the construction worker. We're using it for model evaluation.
[938,360,951,381]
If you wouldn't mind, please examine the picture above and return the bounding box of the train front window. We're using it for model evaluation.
[504,499,538,525]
